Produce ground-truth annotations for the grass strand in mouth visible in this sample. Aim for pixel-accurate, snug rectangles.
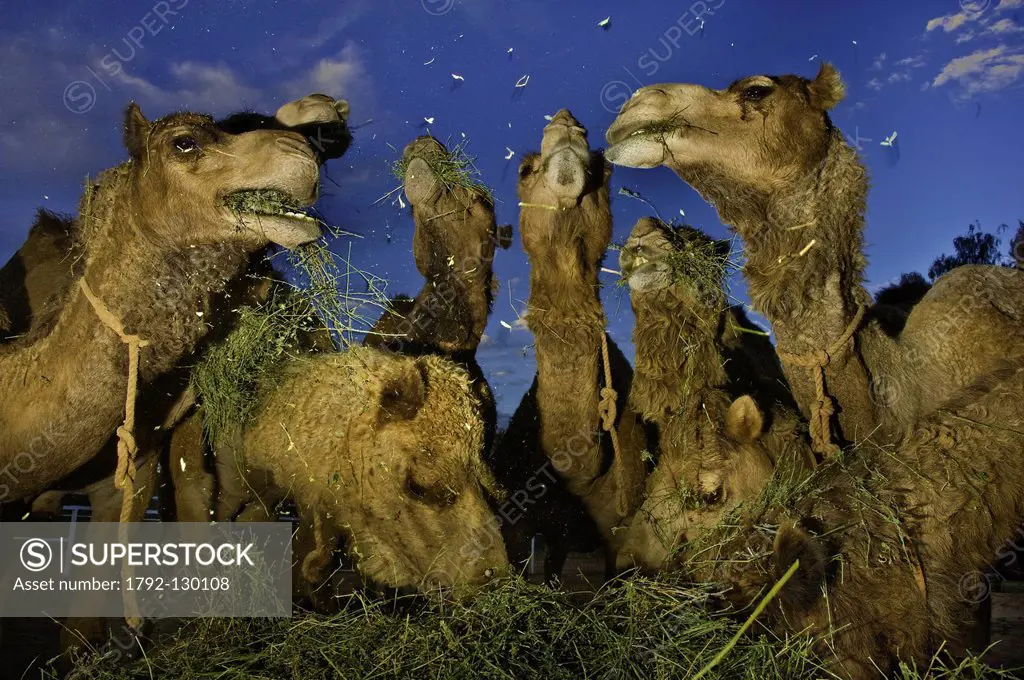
[224,189,311,218]
[392,138,494,204]
[617,229,733,301]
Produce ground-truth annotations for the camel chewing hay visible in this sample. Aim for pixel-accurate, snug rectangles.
[391,137,493,203]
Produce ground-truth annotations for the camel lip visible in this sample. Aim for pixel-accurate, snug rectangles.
[222,189,321,248]
[605,117,676,147]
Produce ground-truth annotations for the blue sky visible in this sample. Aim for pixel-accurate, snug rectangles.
[1,0,1022,422]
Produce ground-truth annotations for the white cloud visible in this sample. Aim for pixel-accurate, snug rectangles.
[870,52,887,70]
[985,18,1024,34]
[887,71,911,83]
[867,78,883,91]
[926,0,1021,39]
[307,43,366,95]
[281,42,371,113]
[926,12,971,33]
[111,62,264,116]
[930,44,1024,97]
[896,55,927,68]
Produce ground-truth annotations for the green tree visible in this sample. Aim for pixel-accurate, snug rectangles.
[1010,220,1024,268]
[928,221,1011,281]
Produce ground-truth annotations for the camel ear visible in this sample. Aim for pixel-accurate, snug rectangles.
[808,63,845,111]
[377,360,428,424]
[773,523,827,612]
[496,224,514,250]
[123,102,151,160]
[724,395,764,443]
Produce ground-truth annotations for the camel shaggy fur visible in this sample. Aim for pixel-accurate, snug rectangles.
[615,217,809,571]
[239,346,508,590]
[0,102,332,502]
[493,110,648,579]
[683,356,1024,678]
[605,64,1024,452]
[366,135,512,455]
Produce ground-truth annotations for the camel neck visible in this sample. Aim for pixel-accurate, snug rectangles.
[524,215,611,488]
[406,269,492,355]
[631,291,729,423]
[0,196,250,500]
[725,131,892,444]
[734,131,871,354]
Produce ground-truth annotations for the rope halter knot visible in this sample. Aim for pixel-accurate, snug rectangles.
[78,277,150,631]
[776,304,867,461]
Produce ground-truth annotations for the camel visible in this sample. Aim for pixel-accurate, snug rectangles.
[492,110,649,580]
[0,93,352,515]
[193,135,511,600]
[0,100,341,503]
[0,95,352,654]
[604,64,1024,454]
[0,94,351,349]
[615,217,810,571]
[365,135,512,455]
[681,355,1024,679]
[238,346,508,590]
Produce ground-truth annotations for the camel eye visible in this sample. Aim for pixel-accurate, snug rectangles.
[173,136,200,153]
[518,163,533,179]
[742,85,773,102]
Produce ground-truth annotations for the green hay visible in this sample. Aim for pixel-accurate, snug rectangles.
[190,288,320,447]
[391,137,494,204]
[57,576,823,679]
[192,237,394,446]
[618,227,732,304]
[54,575,1014,680]
[223,189,309,217]
[284,238,394,346]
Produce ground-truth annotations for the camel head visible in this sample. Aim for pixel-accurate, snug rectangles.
[620,217,730,308]
[401,136,510,281]
[122,103,323,250]
[616,395,776,572]
[334,350,509,591]
[605,64,845,215]
[518,109,612,272]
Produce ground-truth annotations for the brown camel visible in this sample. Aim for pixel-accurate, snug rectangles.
[1,96,352,657]
[493,110,649,580]
[605,64,1024,454]
[682,355,1024,679]
[615,217,810,570]
[0,93,351,516]
[365,135,512,456]
[240,346,508,590]
[0,101,333,502]
[209,135,511,589]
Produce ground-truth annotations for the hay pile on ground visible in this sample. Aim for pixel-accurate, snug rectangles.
[55,575,1013,679]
